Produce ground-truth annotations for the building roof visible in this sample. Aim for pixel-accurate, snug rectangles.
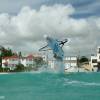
[3,55,19,60]
[26,54,33,59]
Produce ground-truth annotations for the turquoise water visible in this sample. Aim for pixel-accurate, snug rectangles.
[0,72,100,100]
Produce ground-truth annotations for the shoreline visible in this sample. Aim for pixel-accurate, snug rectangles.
[0,72,9,74]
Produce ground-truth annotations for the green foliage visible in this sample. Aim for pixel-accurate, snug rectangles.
[34,57,44,68]
[79,56,89,63]
[0,47,17,68]
[0,47,16,57]
[14,64,25,72]
[18,51,22,58]
[0,57,2,68]
[0,67,3,72]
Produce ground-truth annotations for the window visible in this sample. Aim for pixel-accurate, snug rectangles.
[26,64,28,66]
[94,65,97,67]
[98,48,100,53]
[10,58,16,61]
[92,59,97,63]
[29,59,32,61]
[29,64,33,67]
[26,59,32,61]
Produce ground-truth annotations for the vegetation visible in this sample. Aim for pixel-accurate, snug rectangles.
[14,64,25,72]
[77,56,89,68]
[34,57,44,68]
[0,46,91,73]
[0,67,3,72]
[0,47,17,69]
[0,46,18,72]
[79,56,89,64]
[0,46,45,72]
[0,67,10,72]
[0,48,16,57]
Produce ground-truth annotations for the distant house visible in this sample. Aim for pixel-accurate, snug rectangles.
[64,56,77,69]
[2,54,44,70]
[64,56,78,72]
[48,56,78,72]
[2,55,19,70]
[2,54,35,69]
[90,46,100,71]
[90,56,97,67]
[25,54,35,67]
[32,53,47,62]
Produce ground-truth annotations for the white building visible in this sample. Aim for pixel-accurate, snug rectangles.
[97,46,100,62]
[64,56,78,72]
[2,54,40,70]
[48,56,78,72]
[90,46,100,71]
[90,55,97,68]
[2,56,19,70]
[64,56,77,69]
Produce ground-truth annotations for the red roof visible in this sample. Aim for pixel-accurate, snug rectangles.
[26,54,33,59]
[3,55,19,60]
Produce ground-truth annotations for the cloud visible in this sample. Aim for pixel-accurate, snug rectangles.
[0,0,100,18]
[0,4,100,56]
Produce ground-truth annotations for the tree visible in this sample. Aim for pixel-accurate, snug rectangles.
[0,47,15,57]
[7,48,13,56]
[18,51,22,58]
[14,64,25,72]
[0,46,17,69]
[0,54,2,68]
[79,56,89,64]
[34,57,44,68]
[18,51,22,64]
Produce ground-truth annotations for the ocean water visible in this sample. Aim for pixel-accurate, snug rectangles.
[0,72,100,100]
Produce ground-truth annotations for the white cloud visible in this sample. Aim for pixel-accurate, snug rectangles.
[0,4,100,56]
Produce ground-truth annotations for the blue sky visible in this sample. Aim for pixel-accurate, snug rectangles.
[0,0,100,56]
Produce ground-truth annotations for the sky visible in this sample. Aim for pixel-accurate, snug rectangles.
[0,0,100,56]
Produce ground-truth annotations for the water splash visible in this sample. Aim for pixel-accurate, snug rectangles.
[53,59,65,73]
[63,79,100,86]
